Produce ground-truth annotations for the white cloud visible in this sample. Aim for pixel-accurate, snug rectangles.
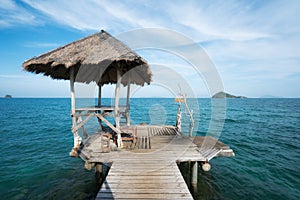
[5,0,300,97]
[0,0,39,27]
[21,0,299,42]
[22,42,61,48]
[22,0,167,31]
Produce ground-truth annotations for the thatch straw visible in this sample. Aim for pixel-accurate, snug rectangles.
[22,30,152,86]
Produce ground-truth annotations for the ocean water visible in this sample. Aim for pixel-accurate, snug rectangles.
[0,98,299,199]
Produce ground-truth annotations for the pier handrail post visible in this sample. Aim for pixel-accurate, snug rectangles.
[176,105,181,132]
[184,96,194,137]
[69,67,82,156]
[115,69,122,148]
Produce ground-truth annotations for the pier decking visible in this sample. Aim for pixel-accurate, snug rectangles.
[77,128,234,199]
[97,161,193,199]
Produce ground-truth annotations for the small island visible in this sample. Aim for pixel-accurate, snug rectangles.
[212,91,246,98]
[4,95,12,98]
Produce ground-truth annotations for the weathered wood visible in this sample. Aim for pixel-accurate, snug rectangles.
[100,133,111,153]
[176,105,182,131]
[77,131,234,200]
[126,82,131,126]
[78,116,89,139]
[115,69,121,147]
[95,114,121,134]
[98,85,102,107]
[100,188,191,194]
[75,106,126,113]
[101,183,187,189]
[69,67,81,154]
[96,193,192,199]
[191,161,198,185]
[72,114,94,133]
[97,161,193,200]
[96,163,103,173]
[70,67,76,116]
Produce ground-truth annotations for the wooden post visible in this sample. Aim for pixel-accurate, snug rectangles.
[96,163,103,173]
[176,105,181,132]
[187,161,191,188]
[115,69,122,147]
[95,163,103,180]
[69,67,82,157]
[126,82,131,126]
[70,67,76,116]
[189,123,193,137]
[97,84,102,129]
[191,161,198,186]
[182,97,194,137]
[98,84,102,107]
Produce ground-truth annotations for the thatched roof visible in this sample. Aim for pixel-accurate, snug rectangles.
[22,30,152,86]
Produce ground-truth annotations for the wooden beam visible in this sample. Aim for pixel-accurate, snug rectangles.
[96,113,121,134]
[126,82,131,126]
[72,114,95,133]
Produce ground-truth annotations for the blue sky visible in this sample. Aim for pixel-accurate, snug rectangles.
[0,0,299,98]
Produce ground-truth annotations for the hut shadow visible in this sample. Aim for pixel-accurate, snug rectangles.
[94,164,114,199]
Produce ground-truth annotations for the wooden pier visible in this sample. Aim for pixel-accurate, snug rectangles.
[78,130,234,199]
[97,160,193,199]
[23,30,235,200]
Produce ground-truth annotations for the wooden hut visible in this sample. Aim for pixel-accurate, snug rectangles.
[23,30,152,155]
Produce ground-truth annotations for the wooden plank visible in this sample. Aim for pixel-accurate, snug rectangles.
[101,188,189,194]
[75,106,126,112]
[101,183,187,189]
[96,193,192,199]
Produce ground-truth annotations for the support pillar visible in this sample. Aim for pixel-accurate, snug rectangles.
[114,69,122,148]
[98,84,102,107]
[95,163,103,180]
[69,67,82,157]
[191,161,198,186]
[97,84,103,129]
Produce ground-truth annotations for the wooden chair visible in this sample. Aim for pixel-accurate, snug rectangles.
[100,133,111,153]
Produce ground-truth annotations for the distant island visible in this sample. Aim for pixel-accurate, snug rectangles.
[212,91,246,98]
[4,95,12,98]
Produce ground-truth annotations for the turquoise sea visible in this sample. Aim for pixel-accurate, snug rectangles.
[0,98,299,199]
